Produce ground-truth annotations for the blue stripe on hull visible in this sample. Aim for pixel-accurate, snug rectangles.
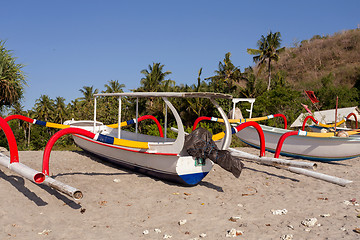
[179,172,210,185]
[239,139,356,162]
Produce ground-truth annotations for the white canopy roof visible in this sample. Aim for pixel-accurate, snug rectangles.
[95,92,232,99]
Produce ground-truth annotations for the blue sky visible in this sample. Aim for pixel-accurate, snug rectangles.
[1,0,359,110]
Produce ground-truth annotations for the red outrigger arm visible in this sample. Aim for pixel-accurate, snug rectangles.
[274,131,299,158]
[137,115,164,137]
[0,117,19,163]
[0,116,82,199]
[234,122,266,157]
[192,117,266,157]
[0,117,45,184]
[42,128,96,175]
[302,113,358,131]
[4,114,34,125]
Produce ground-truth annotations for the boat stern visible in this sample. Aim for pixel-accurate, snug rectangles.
[176,156,214,185]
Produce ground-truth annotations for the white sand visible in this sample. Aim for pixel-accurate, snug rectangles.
[0,148,359,239]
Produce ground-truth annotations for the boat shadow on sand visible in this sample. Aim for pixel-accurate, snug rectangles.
[243,166,300,182]
[0,169,81,209]
[59,150,226,192]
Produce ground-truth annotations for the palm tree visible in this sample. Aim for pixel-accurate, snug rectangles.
[0,40,26,109]
[9,102,27,146]
[68,99,80,120]
[140,63,172,93]
[196,68,203,92]
[103,80,125,93]
[34,95,54,121]
[79,85,98,102]
[54,96,67,123]
[160,79,176,92]
[186,68,207,117]
[25,110,35,148]
[79,86,98,119]
[247,31,285,91]
[139,63,172,110]
[206,52,243,93]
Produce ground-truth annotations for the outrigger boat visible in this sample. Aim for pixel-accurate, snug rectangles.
[235,124,360,161]
[192,96,360,161]
[194,114,360,161]
[64,92,234,185]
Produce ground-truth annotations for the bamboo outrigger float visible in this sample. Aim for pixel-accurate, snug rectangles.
[0,116,83,200]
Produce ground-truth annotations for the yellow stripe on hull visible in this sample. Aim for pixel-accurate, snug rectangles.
[46,122,70,129]
[113,138,149,149]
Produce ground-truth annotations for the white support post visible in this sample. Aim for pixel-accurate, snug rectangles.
[118,97,122,139]
[93,96,97,133]
[248,100,255,118]
[232,101,236,119]
[232,98,256,119]
[210,98,232,150]
[135,97,139,135]
[164,104,168,140]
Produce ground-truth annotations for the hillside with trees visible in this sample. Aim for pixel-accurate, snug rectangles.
[275,28,360,89]
[0,28,359,150]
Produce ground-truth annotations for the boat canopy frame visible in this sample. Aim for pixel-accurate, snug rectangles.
[93,92,233,152]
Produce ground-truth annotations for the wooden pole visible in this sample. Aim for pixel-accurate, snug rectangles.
[335,96,338,132]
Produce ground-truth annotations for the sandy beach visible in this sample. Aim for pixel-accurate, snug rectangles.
[0,148,359,239]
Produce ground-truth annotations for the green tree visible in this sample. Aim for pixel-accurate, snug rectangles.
[206,52,242,94]
[67,99,81,120]
[247,31,285,91]
[316,73,359,109]
[240,67,266,98]
[103,80,125,93]
[79,85,99,102]
[0,40,26,109]
[99,80,126,124]
[7,102,28,149]
[34,95,54,121]
[138,63,172,117]
[54,96,67,123]
[254,86,303,127]
[185,68,210,118]
[79,85,98,119]
[139,63,172,93]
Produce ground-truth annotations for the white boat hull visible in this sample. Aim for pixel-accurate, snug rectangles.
[64,92,234,185]
[236,124,360,161]
[72,134,213,185]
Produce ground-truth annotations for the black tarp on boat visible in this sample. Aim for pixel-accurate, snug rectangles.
[183,127,244,178]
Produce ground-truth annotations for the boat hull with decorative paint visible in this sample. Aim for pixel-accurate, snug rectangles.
[65,92,233,185]
[236,124,360,161]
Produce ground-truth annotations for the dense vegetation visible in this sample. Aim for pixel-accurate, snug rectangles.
[1,29,360,150]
